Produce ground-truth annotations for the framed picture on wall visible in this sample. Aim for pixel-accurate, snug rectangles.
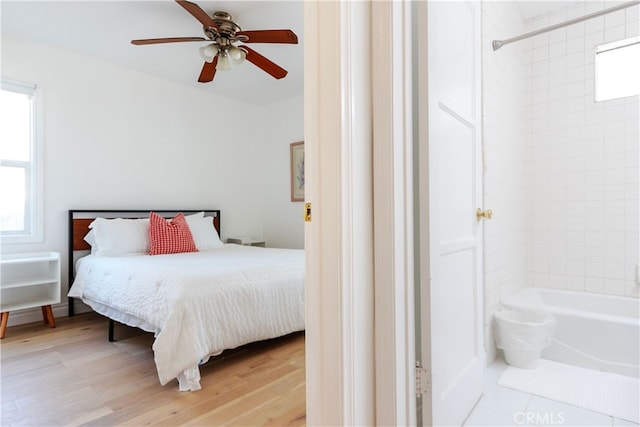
[290,141,305,202]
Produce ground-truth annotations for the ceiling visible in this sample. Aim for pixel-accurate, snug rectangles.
[1,1,574,106]
[1,1,304,106]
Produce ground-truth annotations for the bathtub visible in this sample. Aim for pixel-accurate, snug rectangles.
[502,287,640,378]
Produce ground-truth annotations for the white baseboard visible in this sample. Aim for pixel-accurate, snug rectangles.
[5,301,92,327]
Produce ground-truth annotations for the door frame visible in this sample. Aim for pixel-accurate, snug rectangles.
[372,1,417,426]
[304,1,418,425]
[304,1,376,425]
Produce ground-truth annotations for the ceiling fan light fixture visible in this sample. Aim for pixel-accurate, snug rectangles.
[199,43,218,62]
[216,53,231,71]
[229,46,247,65]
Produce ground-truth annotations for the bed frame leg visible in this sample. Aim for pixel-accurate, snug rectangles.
[108,319,115,342]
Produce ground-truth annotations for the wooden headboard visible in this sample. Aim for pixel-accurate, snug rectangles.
[68,209,221,316]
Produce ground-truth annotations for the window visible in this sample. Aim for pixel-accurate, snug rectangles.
[595,36,640,102]
[0,80,43,243]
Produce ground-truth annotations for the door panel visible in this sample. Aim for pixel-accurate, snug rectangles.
[435,106,477,243]
[423,1,484,426]
[428,2,477,118]
[435,248,478,387]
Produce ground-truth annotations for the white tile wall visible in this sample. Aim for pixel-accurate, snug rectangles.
[481,1,529,363]
[524,2,640,298]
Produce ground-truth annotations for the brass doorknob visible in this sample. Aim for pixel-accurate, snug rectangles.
[476,208,493,221]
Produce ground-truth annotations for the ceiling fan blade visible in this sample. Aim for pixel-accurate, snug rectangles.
[237,30,298,44]
[131,37,206,45]
[241,46,288,79]
[198,57,218,83]
[175,0,218,30]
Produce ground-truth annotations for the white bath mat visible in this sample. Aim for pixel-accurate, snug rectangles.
[499,359,640,423]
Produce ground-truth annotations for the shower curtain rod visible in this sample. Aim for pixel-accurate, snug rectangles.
[493,0,640,51]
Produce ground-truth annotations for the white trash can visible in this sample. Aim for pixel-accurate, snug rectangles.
[494,308,556,369]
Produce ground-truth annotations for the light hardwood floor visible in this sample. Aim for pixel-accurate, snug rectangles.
[0,313,306,426]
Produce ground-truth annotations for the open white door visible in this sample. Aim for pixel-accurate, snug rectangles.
[419,1,484,425]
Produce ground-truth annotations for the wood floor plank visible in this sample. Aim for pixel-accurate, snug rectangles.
[0,348,64,376]
[66,405,115,427]
[3,357,86,402]
[187,369,306,426]
[16,386,109,427]
[231,381,307,426]
[116,374,249,427]
[1,312,306,426]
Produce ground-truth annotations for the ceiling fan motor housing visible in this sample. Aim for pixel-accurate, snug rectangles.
[205,11,247,45]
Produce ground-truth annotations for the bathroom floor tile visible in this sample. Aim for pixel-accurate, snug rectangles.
[525,396,614,426]
[466,358,638,427]
[463,405,521,427]
[475,382,533,417]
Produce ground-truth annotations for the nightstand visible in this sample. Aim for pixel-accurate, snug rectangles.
[0,251,61,338]
[227,236,266,247]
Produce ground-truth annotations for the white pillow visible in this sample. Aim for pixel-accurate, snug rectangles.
[83,229,98,254]
[88,217,150,256]
[184,211,204,221]
[185,213,223,250]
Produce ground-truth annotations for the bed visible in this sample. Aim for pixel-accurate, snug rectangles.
[67,210,305,391]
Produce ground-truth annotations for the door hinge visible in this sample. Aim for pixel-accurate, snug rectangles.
[415,361,431,398]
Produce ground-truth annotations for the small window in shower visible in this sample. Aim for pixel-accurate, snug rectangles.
[595,35,640,102]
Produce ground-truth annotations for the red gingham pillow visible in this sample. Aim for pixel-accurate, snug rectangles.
[148,212,198,255]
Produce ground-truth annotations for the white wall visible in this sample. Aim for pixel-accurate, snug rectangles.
[261,94,305,249]
[481,1,529,363]
[1,36,304,325]
[524,2,640,298]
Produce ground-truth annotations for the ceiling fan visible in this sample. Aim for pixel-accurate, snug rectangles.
[131,0,298,83]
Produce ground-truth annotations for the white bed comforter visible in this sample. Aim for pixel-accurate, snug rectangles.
[68,245,304,390]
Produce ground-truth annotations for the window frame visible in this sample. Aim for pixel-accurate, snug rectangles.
[594,35,640,102]
[1,79,44,244]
